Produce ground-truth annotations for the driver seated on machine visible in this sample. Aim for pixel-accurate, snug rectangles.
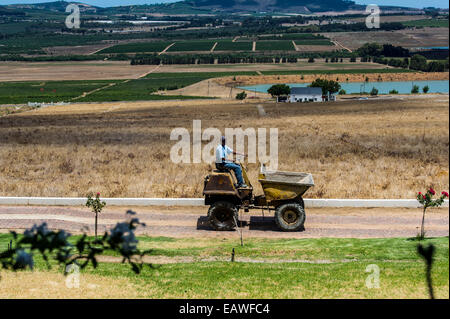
[215,136,248,188]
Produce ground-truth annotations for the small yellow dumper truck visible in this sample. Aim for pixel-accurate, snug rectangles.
[203,164,314,232]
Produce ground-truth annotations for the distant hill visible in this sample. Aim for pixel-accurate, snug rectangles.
[185,0,359,13]
[4,1,99,13]
[2,0,420,15]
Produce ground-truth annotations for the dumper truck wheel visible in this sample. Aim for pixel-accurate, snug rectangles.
[208,201,238,231]
[274,202,305,232]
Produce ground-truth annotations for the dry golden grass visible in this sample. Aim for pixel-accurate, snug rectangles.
[217,72,449,87]
[0,61,157,82]
[0,271,146,299]
[0,266,448,299]
[323,28,449,50]
[0,60,390,82]
[0,106,34,117]
[0,95,448,199]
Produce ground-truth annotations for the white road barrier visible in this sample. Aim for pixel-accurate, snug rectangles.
[0,197,448,208]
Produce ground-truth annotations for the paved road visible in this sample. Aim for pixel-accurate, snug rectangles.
[0,206,448,239]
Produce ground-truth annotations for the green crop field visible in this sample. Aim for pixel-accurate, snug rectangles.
[77,77,211,102]
[77,72,258,102]
[214,40,253,51]
[256,41,295,51]
[402,19,449,28]
[0,80,119,105]
[0,22,42,35]
[0,234,447,298]
[168,40,216,52]
[0,69,415,104]
[259,33,328,40]
[0,30,173,55]
[0,33,116,55]
[0,72,259,104]
[295,39,334,46]
[0,77,207,105]
[98,41,174,54]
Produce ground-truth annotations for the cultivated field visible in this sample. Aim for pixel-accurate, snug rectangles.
[346,15,434,23]
[96,36,335,54]
[256,40,295,51]
[0,63,411,104]
[402,19,449,28]
[0,61,396,83]
[0,61,159,82]
[0,95,448,199]
[324,28,449,50]
[150,61,387,73]
[99,41,173,54]
[294,44,338,52]
[0,73,257,104]
[214,40,253,51]
[215,71,448,87]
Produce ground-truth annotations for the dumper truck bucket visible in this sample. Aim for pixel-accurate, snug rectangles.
[258,165,314,202]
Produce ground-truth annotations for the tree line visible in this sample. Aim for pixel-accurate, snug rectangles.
[357,43,448,72]
[130,52,353,65]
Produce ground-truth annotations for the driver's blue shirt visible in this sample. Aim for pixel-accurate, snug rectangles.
[216,145,233,164]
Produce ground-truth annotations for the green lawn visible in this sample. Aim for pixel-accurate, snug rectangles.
[0,235,448,298]
[127,236,450,263]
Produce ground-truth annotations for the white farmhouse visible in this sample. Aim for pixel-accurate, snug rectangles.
[288,87,323,103]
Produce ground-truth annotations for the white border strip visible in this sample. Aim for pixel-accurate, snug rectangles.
[0,197,447,208]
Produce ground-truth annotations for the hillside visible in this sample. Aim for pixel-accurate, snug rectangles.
[1,0,425,16]
[3,1,99,13]
[186,0,358,12]
[2,0,360,14]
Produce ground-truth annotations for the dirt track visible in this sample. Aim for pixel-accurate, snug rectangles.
[0,206,448,239]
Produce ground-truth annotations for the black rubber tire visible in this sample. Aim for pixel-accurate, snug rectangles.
[274,202,306,232]
[208,201,238,231]
[297,197,305,209]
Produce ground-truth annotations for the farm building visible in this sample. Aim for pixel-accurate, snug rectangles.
[288,87,323,103]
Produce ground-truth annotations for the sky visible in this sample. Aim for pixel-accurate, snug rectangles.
[0,0,448,9]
